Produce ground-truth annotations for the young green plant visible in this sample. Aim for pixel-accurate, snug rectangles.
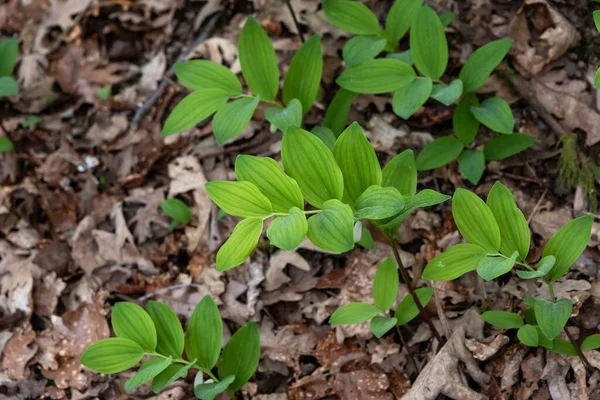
[0,38,19,153]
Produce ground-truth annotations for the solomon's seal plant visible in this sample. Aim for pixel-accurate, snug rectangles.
[81,296,260,399]
[422,182,595,365]
[0,38,19,153]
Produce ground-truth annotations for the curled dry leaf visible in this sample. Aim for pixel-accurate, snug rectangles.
[260,318,318,373]
[465,334,510,361]
[1,327,36,380]
[332,370,394,400]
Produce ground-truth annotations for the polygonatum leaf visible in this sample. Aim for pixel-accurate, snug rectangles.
[323,88,358,136]
[453,94,480,145]
[146,301,184,358]
[392,77,432,119]
[384,0,423,42]
[267,207,307,250]
[162,89,228,136]
[0,76,18,97]
[322,0,381,35]
[195,375,236,400]
[152,360,196,394]
[174,60,242,95]
[307,199,354,253]
[430,79,463,106]
[81,338,144,374]
[112,302,157,352]
[394,287,435,326]
[410,5,448,80]
[213,96,260,145]
[343,35,387,67]
[125,357,172,391]
[370,316,398,338]
[186,295,222,370]
[476,251,518,281]
[264,98,302,132]
[535,298,572,340]
[459,39,513,93]
[355,185,404,220]
[416,136,464,171]
[216,217,263,271]
[372,258,399,312]
[376,189,450,230]
[382,149,417,197]
[330,302,380,324]
[336,58,416,94]
[470,97,514,134]
[458,149,485,185]
[422,243,487,281]
[218,322,260,391]
[484,133,534,161]
[452,188,501,253]
[311,126,337,150]
[543,216,593,281]
[481,310,523,329]
[516,255,555,279]
[550,338,577,356]
[161,198,193,226]
[387,50,413,65]
[205,180,272,217]
[581,334,600,351]
[283,35,322,114]
[0,38,18,77]
[0,137,15,152]
[517,324,539,347]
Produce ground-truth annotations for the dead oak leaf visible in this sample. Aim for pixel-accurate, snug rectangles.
[1,327,36,380]
[332,370,393,400]
[260,318,318,373]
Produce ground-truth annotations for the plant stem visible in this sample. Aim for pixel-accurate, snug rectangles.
[285,0,305,42]
[564,326,593,370]
[546,281,556,302]
[385,234,446,345]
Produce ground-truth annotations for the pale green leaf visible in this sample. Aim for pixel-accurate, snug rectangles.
[392,77,432,119]
[112,302,157,352]
[543,216,593,281]
[382,149,417,197]
[174,60,242,95]
[370,316,398,338]
[470,97,514,134]
[213,96,259,145]
[484,133,534,161]
[394,287,434,325]
[0,76,19,97]
[323,88,358,136]
[355,185,404,220]
[343,35,386,67]
[416,136,464,171]
[452,188,501,253]
[516,255,555,279]
[161,198,193,225]
[385,0,423,42]
[453,94,480,145]
[162,90,228,136]
[336,58,416,94]
[458,149,485,185]
[477,251,518,281]
[264,98,302,132]
[146,301,184,358]
[216,218,263,271]
[81,338,144,374]
[185,295,222,370]
[267,207,307,250]
[430,79,463,106]
[218,322,260,391]
[0,38,18,77]
[307,199,354,253]
[422,243,487,281]
[459,39,513,93]
[195,375,235,400]
[322,0,381,35]
[410,5,448,80]
[581,334,600,351]
[481,310,523,329]
[330,302,380,324]
[535,298,572,340]
[125,357,172,391]
[205,180,272,217]
[283,35,322,114]
[372,258,399,311]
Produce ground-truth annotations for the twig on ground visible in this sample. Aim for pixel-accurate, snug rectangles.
[527,187,548,224]
[564,326,593,371]
[285,0,305,43]
[137,283,204,302]
[395,325,420,374]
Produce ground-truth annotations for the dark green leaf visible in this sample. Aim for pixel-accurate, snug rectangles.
[205,180,272,217]
[0,76,19,97]
[96,86,111,100]
[146,301,184,358]
[543,216,593,281]
[372,258,399,311]
[459,39,513,93]
[218,322,260,391]
[174,60,242,95]
[0,137,14,152]
[216,217,263,271]
[430,79,463,106]
[264,98,302,132]
[394,287,434,326]
[535,298,572,340]
[595,10,600,32]
[307,199,354,253]
[387,50,413,65]
[152,360,196,393]
[453,94,480,145]
[370,316,398,338]
[385,0,423,42]
[267,207,307,250]
[382,149,417,197]
[459,149,485,185]
[322,0,381,35]
[517,325,539,347]
[422,243,487,281]
[516,255,555,279]
[355,185,404,220]
[323,88,358,136]
[550,338,577,356]
[336,58,416,94]
[410,6,448,80]
[358,226,374,249]
[81,338,144,374]
[195,375,235,400]
[343,35,387,67]
[162,90,228,136]
[376,189,450,230]
[581,334,600,351]
[311,126,337,150]
[112,302,157,352]
[452,188,501,253]
[481,310,523,329]
[476,251,518,281]
[484,133,534,161]
[416,136,464,171]
[213,96,259,145]
[392,77,432,119]
[125,357,172,391]
[595,67,600,89]
[470,97,514,134]
[0,38,18,77]
[283,35,322,114]
[439,11,455,27]
[186,296,222,370]
[161,199,193,226]
[330,302,380,324]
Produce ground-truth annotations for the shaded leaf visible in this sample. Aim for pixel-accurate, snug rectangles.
[307,199,354,253]
[470,97,514,134]
[355,185,404,220]
[416,136,464,171]
[392,77,433,119]
[370,316,398,338]
[459,39,513,93]
[323,88,358,136]
[481,311,523,329]
[484,133,534,161]
[152,360,196,393]
[385,0,423,42]
[517,325,539,347]
[477,251,518,281]
[264,98,302,132]
[218,322,260,391]
[458,149,485,185]
[535,298,572,340]
[453,94,480,145]
[125,357,172,391]
[146,302,184,358]
[382,149,417,197]
[323,0,381,35]
[343,35,387,67]
[543,216,593,281]
[430,79,463,106]
[195,375,236,400]
[186,295,222,370]
[161,198,193,226]
[112,302,157,352]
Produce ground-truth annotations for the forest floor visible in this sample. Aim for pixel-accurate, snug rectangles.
[1,0,600,399]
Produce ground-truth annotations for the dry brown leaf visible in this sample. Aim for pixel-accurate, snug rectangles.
[260,318,318,373]
[465,334,510,361]
[1,327,36,380]
[332,370,394,400]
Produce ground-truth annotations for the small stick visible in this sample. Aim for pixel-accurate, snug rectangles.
[527,187,548,224]
[564,326,593,371]
[285,0,305,43]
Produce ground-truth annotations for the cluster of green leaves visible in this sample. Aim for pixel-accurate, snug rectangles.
[162,16,322,145]
[205,122,449,271]
[329,258,435,337]
[0,38,19,153]
[422,182,593,354]
[81,296,260,399]
[323,0,533,185]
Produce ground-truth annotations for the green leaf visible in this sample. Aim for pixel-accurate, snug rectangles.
[370,316,398,338]
[311,126,337,150]
[410,6,448,80]
[216,217,263,271]
[330,302,380,324]
[358,226,374,249]
[516,255,555,279]
[333,122,382,208]
[452,188,501,253]
[543,216,593,281]
[376,189,450,230]
[125,357,172,391]
[0,76,19,97]
[185,295,222,370]
[517,325,539,347]
[213,96,260,145]
[372,258,399,311]
[387,50,413,65]
[22,116,41,129]
[146,301,184,358]
[152,359,196,393]
[486,181,530,260]
[385,0,423,42]
[459,39,513,93]
[162,90,229,136]
[595,10,600,32]
[218,322,260,392]
[470,97,514,134]
[439,11,455,27]
[81,338,144,374]
[0,38,18,77]
[422,243,487,281]
[267,207,307,250]
[205,180,272,217]
[264,98,302,132]
[595,67,600,90]
[96,86,111,100]
[174,60,242,95]
[484,133,534,161]
[322,0,381,35]
[234,155,304,213]
[550,338,577,356]
[307,199,354,253]
[282,126,343,208]
[392,77,433,119]
[239,16,279,100]
[416,136,464,171]
[459,149,485,185]
[394,287,435,325]
[535,326,554,349]
[283,35,322,114]
[195,375,236,400]
[161,199,193,226]
[343,35,387,67]
[323,88,358,136]
[453,94,480,145]
[112,302,157,352]
[336,58,416,94]
[581,334,600,351]
[535,298,572,340]
[0,137,14,152]
[355,185,404,220]
[430,79,463,106]
[481,310,523,329]
[382,149,417,197]
[477,251,518,281]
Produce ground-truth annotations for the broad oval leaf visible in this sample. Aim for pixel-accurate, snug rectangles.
[186,295,222,370]
[517,324,539,347]
[336,58,416,94]
[355,185,404,220]
[146,301,184,358]
[476,251,518,281]
[410,5,448,80]
[216,217,263,271]
[162,90,229,136]
[112,302,157,352]
[0,76,18,97]
[195,375,236,400]
[213,96,259,145]
[416,136,464,171]
[322,0,381,35]
[307,199,354,253]
[205,180,272,217]
[452,188,501,253]
[382,149,417,197]
[484,133,534,161]
[239,16,279,100]
[458,149,485,185]
[283,35,322,114]
[343,35,387,67]
[453,94,480,145]
[267,207,308,250]
[486,181,530,260]
[581,334,600,351]
[430,79,463,106]
[372,258,399,311]
[174,60,242,95]
[264,98,302,132]
[394,287,435,326]
[234,155,304,213]
[0,38,18,77]
[152,359,196,393]
[385,0,423,43]
[282,126,344,208]
[516,255,555,279]
[330,302,380,324]
[370,316,398,338]
[376,189,450,230]
[481,310,523,329]
[161,198,193,226]
[550,338,577,356]
[323,88,358,136]
[125,357,172,391]
[422,243,487,281]
[543,216,593,281]
[333,122,382,208]
[459,39,513,93]
[535,298,572,340]
[81,338,144,374]
[470,97,514,134]
[312,126,337,150]
[218,322,260,392]
[392,77,432,119]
